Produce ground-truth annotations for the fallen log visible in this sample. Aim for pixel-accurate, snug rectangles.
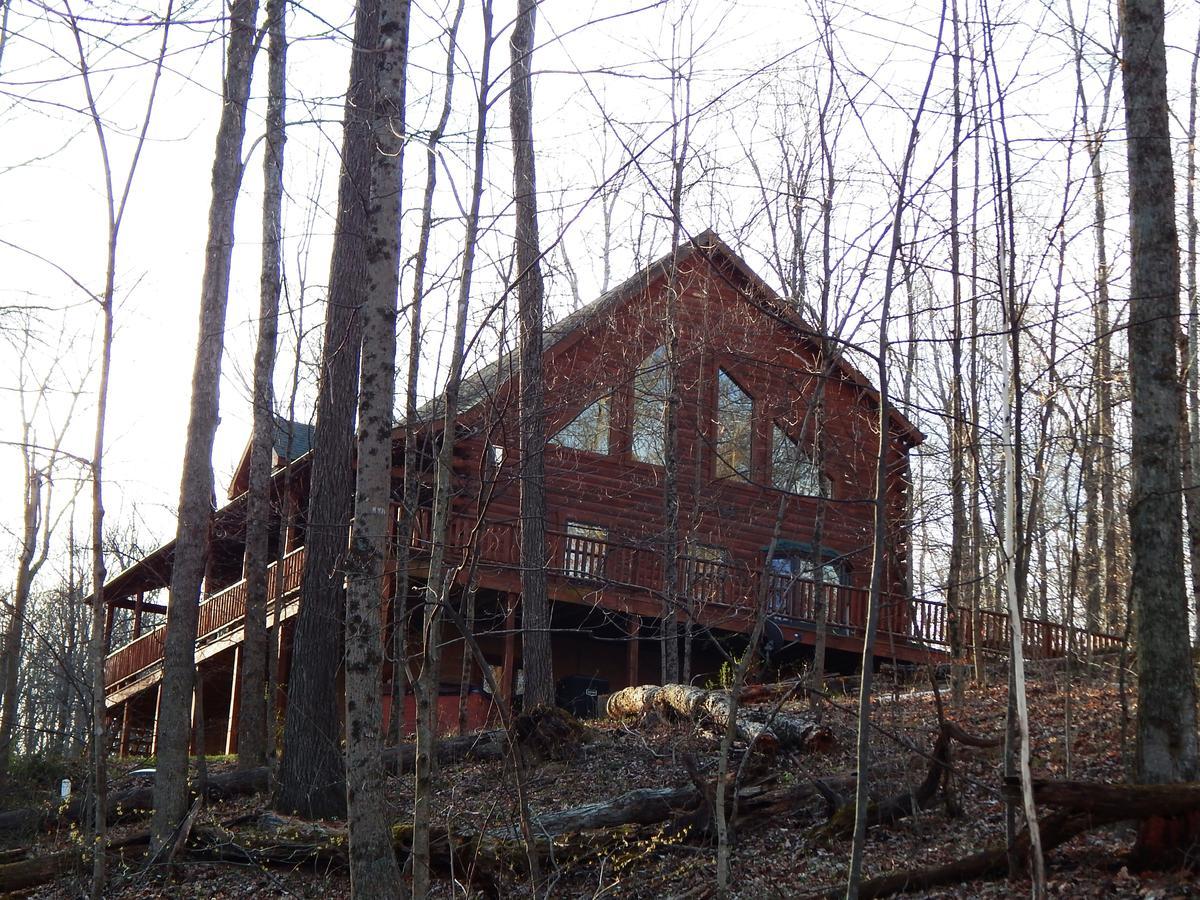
[845,810,1094,899]
[847,776,1200,896]
[1009,777,1200,819]
[606,684,833,753]
[0,732,503,843]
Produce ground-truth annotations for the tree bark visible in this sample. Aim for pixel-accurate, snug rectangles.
[509,0,553,709]
[341,0,410,892]
[412,5,494,893]
[238,0,287,771]
[152,0,259,850]
[1119,0,1199,786]
[275,0,382,820]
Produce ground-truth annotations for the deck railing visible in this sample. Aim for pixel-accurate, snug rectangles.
[106,512,1125,691]
[407,509,1125,660]
[104,546,305,689]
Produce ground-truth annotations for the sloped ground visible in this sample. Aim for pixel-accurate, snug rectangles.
[22,667,1200,898]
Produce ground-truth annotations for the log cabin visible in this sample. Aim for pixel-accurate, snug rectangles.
[96,231,1123,756]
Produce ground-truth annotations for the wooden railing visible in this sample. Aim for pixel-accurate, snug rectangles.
[104,547,305,689]
[105,512,1126,693]
[407,509,1125,660]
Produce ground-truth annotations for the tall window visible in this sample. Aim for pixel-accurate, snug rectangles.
[632,347,667,464]
[552,396,610,454]
[771,425,830,496]
[715,369,753,479]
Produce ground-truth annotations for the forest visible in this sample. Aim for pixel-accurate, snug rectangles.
[3,0,1200,896]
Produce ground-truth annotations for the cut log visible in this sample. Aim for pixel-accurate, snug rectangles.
[606,684,833,753]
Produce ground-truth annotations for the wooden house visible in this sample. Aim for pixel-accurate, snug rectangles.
[96,232,1120,755]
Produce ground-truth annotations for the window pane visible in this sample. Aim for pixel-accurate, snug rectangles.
[564,522,608,579]
[771,425,829,496]
[553,396,610,454]
[632,347,667,464]
[716,369,753,479]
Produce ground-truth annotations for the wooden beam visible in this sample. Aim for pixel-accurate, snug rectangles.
[626,614,640,688]
[500,594,517,709]
[149,684,162,756]
[224,646,241,756]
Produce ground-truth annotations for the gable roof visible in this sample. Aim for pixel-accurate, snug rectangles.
[228,416,316,499]
[417,229,924,447]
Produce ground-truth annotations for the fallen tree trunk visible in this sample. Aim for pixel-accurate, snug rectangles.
[1012,778,1200,819]
[606,684,833,753]
[0,732,503,843]
[848,776,1200,897]
[846,810,1093,899]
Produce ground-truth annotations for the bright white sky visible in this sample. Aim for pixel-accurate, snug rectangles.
[2,0,1197,593]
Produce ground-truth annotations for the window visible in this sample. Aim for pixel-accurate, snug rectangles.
[771,425,831,496]
[684,542,731,605]
[715,369,753,479]
[563,522,608,580]
[552,396,610,454]
[632,347,667,464]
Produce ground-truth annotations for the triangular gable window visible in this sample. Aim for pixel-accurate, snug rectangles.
[552,396,610,454]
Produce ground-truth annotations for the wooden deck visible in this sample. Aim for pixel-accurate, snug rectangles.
[104,514,1124,700]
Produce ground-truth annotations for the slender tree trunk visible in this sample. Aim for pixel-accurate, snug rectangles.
[1183,25,1200,645]
[238,0,287,771]
[388,0,465,747]
[846,9,943,895]
[412,6,493,894]
[152,0,259,849]
[1119,0,1199,787]
[275,0,382,820]
[509,0,553,708]
[0,461,42,778]
[339,0,410,893]
[946,0,967,706]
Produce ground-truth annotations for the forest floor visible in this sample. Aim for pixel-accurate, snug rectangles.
[16,666,1200,898]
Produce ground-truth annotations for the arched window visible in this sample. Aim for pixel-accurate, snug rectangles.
[771,425,830,496]
[552,396,610,454]
[632,347,667,464]
[715,369,753,479]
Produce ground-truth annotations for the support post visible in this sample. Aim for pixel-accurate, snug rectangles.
[500,594,517,708]
[118,701,131,758]
[103,604,114,652]
[627,613,640,688]
[150,682,163,756]
[132,592,144,639]
[225,646,242,755]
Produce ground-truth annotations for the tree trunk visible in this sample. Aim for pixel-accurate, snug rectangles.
[275,0,382,820]
[509,0,553,709]
[388,0,465,747]
[1119,0,1200,790]
[152,0,259,849]
[238,0,287,771]
[341,0,409,891]
[846,10,942,895]
[412,5,494,893]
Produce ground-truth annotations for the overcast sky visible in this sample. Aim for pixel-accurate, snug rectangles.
[3,0,1197,586]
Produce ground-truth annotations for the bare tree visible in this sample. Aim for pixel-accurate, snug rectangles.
[238,0,287,772]
[341,0,409,890]
[412,3,495,893]
[151,0,259,849]
[1119,0,1199,827]
[510,0,553,708]
[274,0,382,820]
